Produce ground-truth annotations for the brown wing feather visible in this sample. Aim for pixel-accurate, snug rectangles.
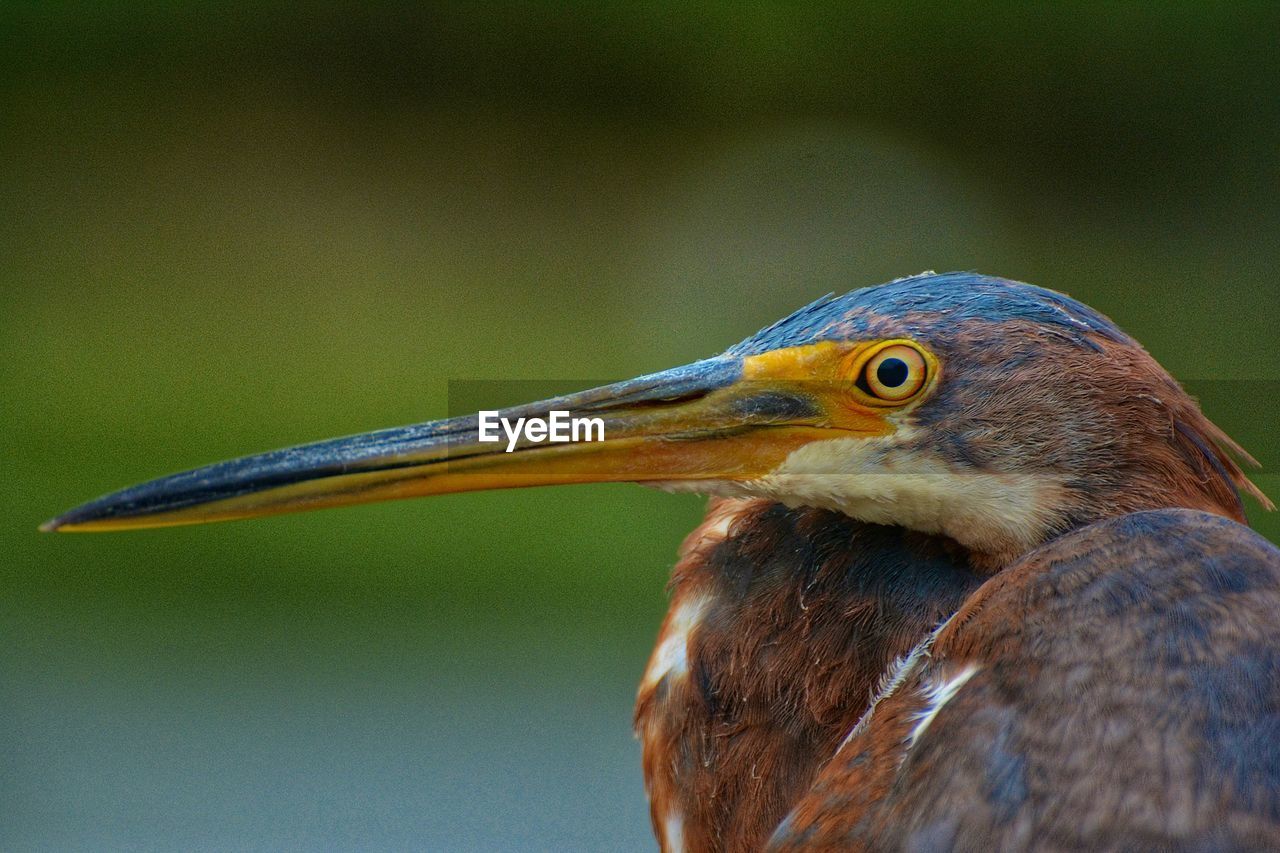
[772,509,1280,850]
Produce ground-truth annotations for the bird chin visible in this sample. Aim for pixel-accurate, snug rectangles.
[674,436,1073,569]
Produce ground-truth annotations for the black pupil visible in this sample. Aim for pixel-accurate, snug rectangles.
[876,357,910,389]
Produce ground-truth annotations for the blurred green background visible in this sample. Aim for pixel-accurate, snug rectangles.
[4,4,1278,850]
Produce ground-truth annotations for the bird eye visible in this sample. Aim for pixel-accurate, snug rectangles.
[857,343,929,404]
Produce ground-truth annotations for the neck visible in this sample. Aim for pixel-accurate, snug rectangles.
[636,499,985,852]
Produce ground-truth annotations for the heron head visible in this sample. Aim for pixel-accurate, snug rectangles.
[709,272,1270,564]
[44,272,1268,567]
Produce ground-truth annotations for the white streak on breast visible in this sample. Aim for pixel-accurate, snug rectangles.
[839,611,957,751]
[701,512,735,541]
[907,663,981,749]
[643,595,710,690]
[682,498,758,552]
[663,811,685,853]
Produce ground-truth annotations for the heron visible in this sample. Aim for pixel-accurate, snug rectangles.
[44,272,1280,850]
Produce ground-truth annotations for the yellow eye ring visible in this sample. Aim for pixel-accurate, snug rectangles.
[855,342,931,405]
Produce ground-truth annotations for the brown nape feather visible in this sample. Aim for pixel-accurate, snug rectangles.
[635,498,985,852]
[1098,333,1272,518]
[912,328,1271,567]
[1127,330,1273,518]
[1170,395,1273,513]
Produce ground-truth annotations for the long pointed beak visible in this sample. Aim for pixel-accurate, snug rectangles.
[42,354,888,533]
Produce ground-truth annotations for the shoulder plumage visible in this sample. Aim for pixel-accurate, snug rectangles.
[772,509,1280,850]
